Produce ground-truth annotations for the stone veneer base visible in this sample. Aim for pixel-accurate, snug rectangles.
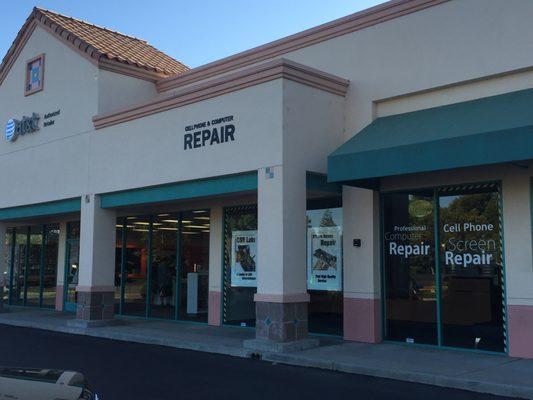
[75,291,115,322]
[244,338,319,353]
[255,301,309,342]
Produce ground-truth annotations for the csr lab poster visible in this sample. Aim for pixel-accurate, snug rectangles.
[307,226,342,291]
[231,230,257,287]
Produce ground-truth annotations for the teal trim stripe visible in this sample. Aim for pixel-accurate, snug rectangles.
[306,172,341,194]
[328,88,533,185]
[100,172,258,209]
[0,198,81,221]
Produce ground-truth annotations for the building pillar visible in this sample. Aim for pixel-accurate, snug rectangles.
[55,221,67,311]
[0,223,7,312]
[69,195,117,327]
[503,175,533,358]
[342,186,382,343]
[245,166,317,352]
[208,206,223,326]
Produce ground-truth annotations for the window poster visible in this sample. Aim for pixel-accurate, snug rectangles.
[231,230,257,287]
[307,209,342,291]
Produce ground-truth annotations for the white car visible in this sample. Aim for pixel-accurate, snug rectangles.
[0,367,98,400]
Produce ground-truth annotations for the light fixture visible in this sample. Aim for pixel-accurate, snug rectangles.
[158,213,170,217]
[193,210,207,214]
[162,219,179,223]
[159,227,178,231]
[133,221,150,225]
[186,225,209,229]
[181,231,200,235]
[194,217,210,221]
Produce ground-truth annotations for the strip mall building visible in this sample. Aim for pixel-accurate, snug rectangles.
[1,0,533,357]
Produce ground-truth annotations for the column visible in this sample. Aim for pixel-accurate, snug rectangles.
[342,186,382,343]
[245,165,317,352]
[0,222,7,312]
[208,206,223,326]
[503,175,533,358]
[69,195,117,327]
[55,222,67,311]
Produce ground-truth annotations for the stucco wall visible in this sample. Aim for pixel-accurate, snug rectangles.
[0,25,98,208]
[97,70,158,114]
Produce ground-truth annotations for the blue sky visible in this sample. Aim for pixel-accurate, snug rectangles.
[2,0,384,68]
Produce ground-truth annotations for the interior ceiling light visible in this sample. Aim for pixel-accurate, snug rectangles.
[162,219,179,223]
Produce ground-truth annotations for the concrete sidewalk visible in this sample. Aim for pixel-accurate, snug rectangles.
[0,308,531,399]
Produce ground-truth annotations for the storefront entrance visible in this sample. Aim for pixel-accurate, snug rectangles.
[382,182,506,353]
[5,224,59,308]
[115,210,210,322]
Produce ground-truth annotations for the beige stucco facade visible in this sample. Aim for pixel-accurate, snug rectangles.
[1,0,532,356]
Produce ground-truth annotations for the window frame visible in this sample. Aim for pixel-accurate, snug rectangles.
[24,54,45,96]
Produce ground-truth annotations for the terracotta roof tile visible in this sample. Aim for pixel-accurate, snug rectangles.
[0,7,188,84]
[36,8,188,75]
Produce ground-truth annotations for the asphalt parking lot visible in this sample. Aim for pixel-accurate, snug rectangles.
[0,324,520,400]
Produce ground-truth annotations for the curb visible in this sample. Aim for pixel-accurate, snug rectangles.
[1,318,531,399]
[0,318,252,359]
[262,352,533,400]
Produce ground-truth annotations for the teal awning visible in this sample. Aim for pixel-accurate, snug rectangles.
[328,88,533,188]
[100,172,258,208]
[0,198,81,221]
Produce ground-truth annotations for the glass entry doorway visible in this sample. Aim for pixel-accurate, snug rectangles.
[5,224,59,308]
[63,222,80,312]
[382,183,506,353]
[115,210,210,322]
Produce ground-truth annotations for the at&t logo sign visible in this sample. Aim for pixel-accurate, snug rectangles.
[4,113,40,142]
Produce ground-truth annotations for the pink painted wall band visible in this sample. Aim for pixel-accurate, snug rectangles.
[208,291,222,326]
[55,285,64,311]
[508,305,533,358]
[344,297,381,343]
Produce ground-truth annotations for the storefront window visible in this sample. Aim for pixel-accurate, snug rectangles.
[5,224,60,308]
[223,205,257,327]
[4,229,13,303]
[42,225,59,308]
[150,214,178,320]
[438,185,505,352]
[122,216,150,317]
[382,183,506,352]
[12,228,28,306]
[115,220,124,313]
[306,203,343,336]
[178,210,210,322]
[26,226,43,306]
[116,210,210,321]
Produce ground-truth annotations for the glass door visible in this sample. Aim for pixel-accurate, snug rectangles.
[26,226,43,307]
[178,210,210,322]
[382,191,438,345]
[382,183,506,352]
[64,222,80,312]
